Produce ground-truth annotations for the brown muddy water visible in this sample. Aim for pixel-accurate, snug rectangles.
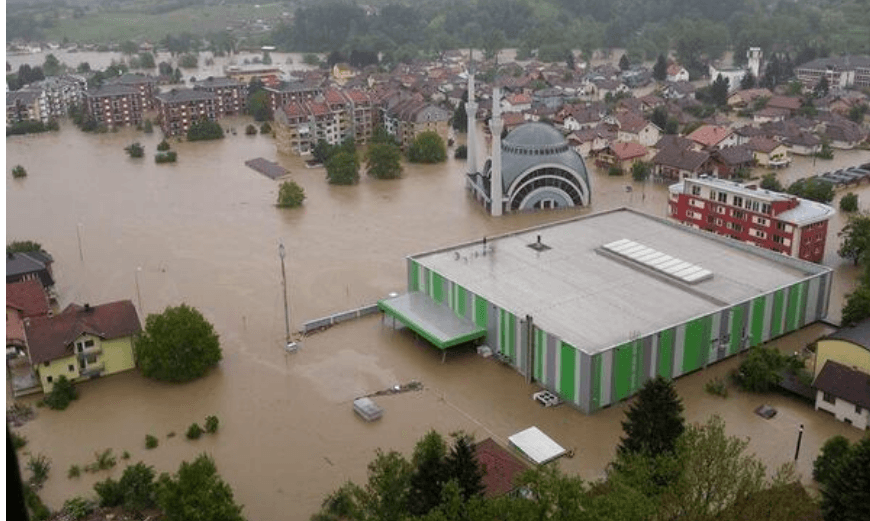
[6,122,869,520]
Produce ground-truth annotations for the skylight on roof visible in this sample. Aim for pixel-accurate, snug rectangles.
[602,239,713,284]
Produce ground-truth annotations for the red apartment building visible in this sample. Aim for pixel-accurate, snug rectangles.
[668,177,835,263]
[154,89,218,136]
[85,84,143,129]
[193,77,247,116]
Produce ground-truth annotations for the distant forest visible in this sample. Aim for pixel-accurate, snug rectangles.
[7,0,870,72]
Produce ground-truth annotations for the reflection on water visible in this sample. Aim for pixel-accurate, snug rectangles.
[6,123,869,519]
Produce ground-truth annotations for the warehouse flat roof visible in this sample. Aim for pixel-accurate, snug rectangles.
[411,208,829,355]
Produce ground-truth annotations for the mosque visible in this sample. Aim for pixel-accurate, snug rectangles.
[464,70,591,215]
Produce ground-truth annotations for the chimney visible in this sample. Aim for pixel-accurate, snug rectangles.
[83,303,92,313]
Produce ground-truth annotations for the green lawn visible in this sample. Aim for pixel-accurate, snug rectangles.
[44,3,288,44]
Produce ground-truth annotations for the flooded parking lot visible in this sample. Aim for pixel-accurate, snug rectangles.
[6,122,869,519]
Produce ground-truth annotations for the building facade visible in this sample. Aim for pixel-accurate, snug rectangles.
[265,80,323,116]
[795,56,870,89]
[668,177,835,263]
[105,74,158,111]
[154,88,219,136]
[193,77,248,116]
[273,89,376,156]
[85,84,143,129]
[380,209,832,414]
[382,98,450,149]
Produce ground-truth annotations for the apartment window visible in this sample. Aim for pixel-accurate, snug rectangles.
[750,200,760,212]
[68,364,74,372]
[717,206,726,214]
[691,185,701,196]
[773,235,785,245]
[709,190,717,200]
[47,376,53,383]
[733,210,745,220]
[762,203,772,214]
[823,392,836,404]
[733,196,743,207]
[44,361,50,367]
[718,192,727,203]
[857,405,863,414]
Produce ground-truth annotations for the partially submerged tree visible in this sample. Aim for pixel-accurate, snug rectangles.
[366,142,403,179]
[136,304,222,382]
[408,131,447,164]
[838,213,870,266]
[325,151,360,185]
[277,180,305,208]
[617,376,685,457]
[157,454,244,521]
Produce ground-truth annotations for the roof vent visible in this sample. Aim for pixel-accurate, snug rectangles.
[83,303,93,313]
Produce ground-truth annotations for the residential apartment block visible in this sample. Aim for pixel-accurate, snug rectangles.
[193,77,248,116]
[382,98,450,149]
[273,89,375,156]
[668,177,835,263]
[795,56,870,90]
[6,75,87,126]
[105,73,158,111]
[265,80,323,117]
[154,88,219,136]
[85,84,143,129]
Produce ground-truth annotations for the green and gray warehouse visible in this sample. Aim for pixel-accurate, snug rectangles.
[379,208,832,414]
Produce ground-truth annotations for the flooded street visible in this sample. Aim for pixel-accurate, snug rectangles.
[6,122,869,519]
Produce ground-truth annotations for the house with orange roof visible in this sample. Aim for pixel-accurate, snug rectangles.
[596,141,649,171]
[687,124,738,150]
[502,93,532,113]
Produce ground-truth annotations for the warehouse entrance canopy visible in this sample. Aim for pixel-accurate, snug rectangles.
[378,292,486,350]
[508,426,567,465]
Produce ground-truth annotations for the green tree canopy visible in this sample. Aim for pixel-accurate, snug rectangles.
[365,142,403,180]
[734,345,788,392]
[157,454,244,521]
[277,180,305,208]
[787,177,835,203]
[247,90,272,122]
[653,54,667,81]
[6,240,44,254]
[187,119,224,141]
[118,462,157,513]
[136,304,222,382]
[813,435,853,488]
[325,151,360,185]
[838,213,870,266]
[408,131,447,164]
[445,433,485,502]
[408,430,449,516]
[617,376,685,457]
[840,192,859,213]
[452,102,468,133]
[760,173,784,192]
[821,437,870,521]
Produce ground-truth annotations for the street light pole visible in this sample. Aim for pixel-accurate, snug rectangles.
[794,424,805,461]
[279,243,296,352]
[135,267,142,313]
[76,223,84,262]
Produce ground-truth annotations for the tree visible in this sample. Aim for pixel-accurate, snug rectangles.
[840,193,859,213]
[842,284,870,326]
[7,240,43,254]
[787,177,834,203]
[454,145,467,159]
[838,214,870,266]
[653,54,667,81]
[740,72,756,90]
[619,53,631,71]
[358,450,413,521]
[43,375,79,410]
[452,102,468,133]
[408,131,447,163]
[156,454,244,521]
[120,41,139,55]
[179,53,198,69]
[43,54,62,76]
[366,143,403,179]
[631,161,650,182]
[325,151,360,185]
[157,139,171,151]
[445,433,485,502]
[12,165,28,178]
[277,181,305,208]
[187,119,224,141]
[734,345,787,392]
[760,173,783,191]
[710,74,730,107]
[138,52,156,69]
[135,304,222,382]
[821,437,870,521]
[119,462,157,513]
[408,430,449,516]
[125,142,145,158]
[814,75,830,98]
[482,29,506,62]
[247,90,272,122]
[814,436,852,488]
[617,376,685,457]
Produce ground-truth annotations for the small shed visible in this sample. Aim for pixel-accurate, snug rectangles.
[507,426,566,465]
[353,397,383,422]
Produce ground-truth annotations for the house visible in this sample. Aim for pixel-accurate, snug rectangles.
[6,280,51,351]
[652,145,712,181]
[568,126,613,158]
[475,438,529,498]
[747,136,791,168]
[753,107,790,124]
[820,120,866,149]
[814,319,870,379]
[615,112,661,147]
[711,145,754,178]
[596,141,648,171]
[661,81,695,100]
[766,96,802,114]
[687,125,738,150]
[502,93,532,113]
[6,90,43,126]
[813,361,870,430]
[727,88,773,109]
[24,301,141,393]
[7,251,54,288]
[666,64,689,82]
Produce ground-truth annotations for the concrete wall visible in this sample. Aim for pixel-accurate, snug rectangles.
[409,256,831,414]
[815,391,869,430]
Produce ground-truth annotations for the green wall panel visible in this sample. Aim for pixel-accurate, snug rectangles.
[770,289,784,338]
[729,305,744,355]
[409,261,419,292]
[474,295,488,328]
[535,330,544,382]
[751,296,766,345]
[559,342,576,403]
[658,329,674,379]
[591,355,601,410]
[614,342,633,401]
[682,317,708,373]
[432,272,445,303]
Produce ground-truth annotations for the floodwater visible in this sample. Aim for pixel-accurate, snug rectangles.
[6,118,870,519]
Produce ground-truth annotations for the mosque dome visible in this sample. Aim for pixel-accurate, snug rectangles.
[483,122,590,211]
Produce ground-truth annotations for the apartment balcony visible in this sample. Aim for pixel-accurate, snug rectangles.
[77,346,103,359]
[80,361,105,377]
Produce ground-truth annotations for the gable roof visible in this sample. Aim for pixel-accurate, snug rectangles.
[653,146,710,171]
[715,145,753,165]
[827,318,870,350]
[813,360,870,409]
[610,141,648,161]
[687,125,732,147]
[24,300,141,365]
[475,438,529,498]
[746,136,784,154]
[6,280,50,317]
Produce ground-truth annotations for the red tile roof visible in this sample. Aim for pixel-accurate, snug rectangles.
[476,438,529,498]
[324,88,348,106]
[610,141,648,161]
[687,125,732,147]
[24,300,141,365]
[6,280,50,318]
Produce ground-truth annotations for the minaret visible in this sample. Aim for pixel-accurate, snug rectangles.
[490,86,503,216]
[465,51,479,181]
[747,47,762,79]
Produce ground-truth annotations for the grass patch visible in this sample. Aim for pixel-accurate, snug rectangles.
[705,377,729,398]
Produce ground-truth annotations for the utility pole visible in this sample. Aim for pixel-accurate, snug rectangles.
[76,222,84,262]
[279,243,297,353]
[794,424,804,461]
